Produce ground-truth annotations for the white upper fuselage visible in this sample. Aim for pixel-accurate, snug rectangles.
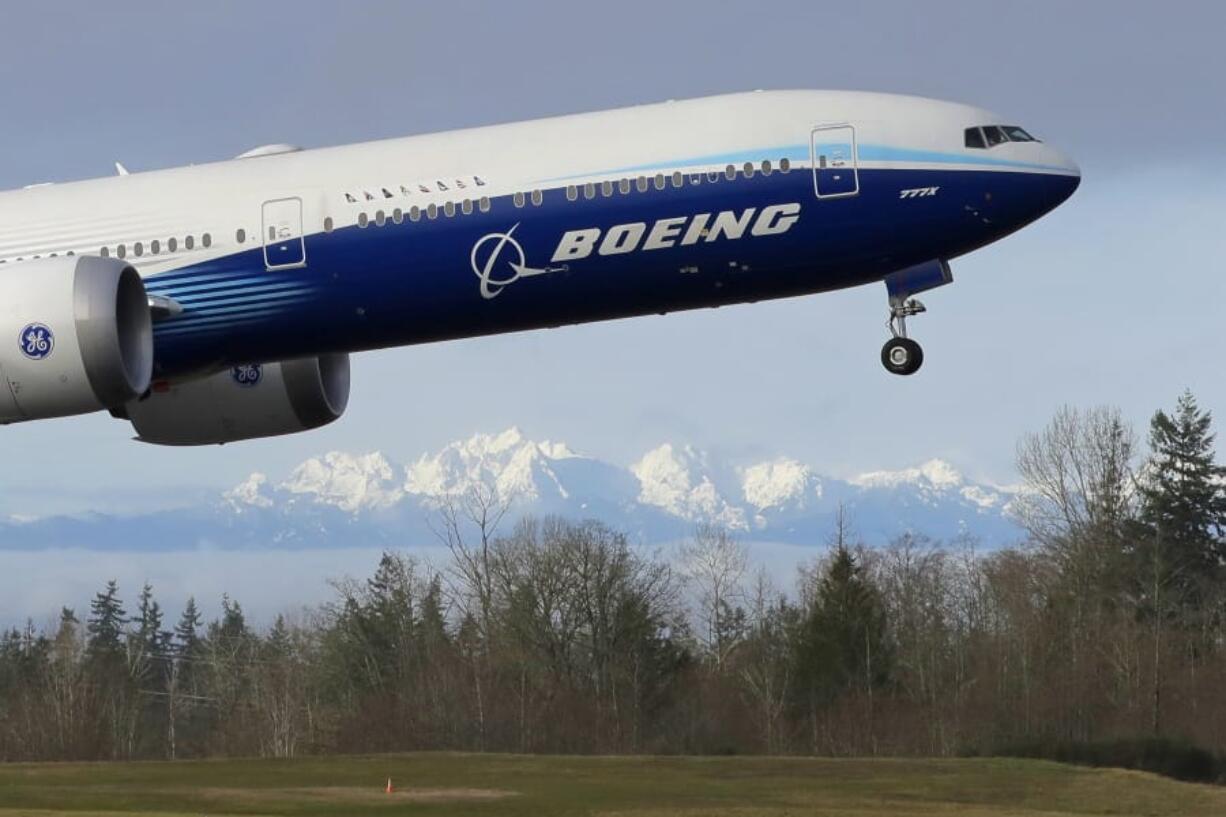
[0,91,1076,271]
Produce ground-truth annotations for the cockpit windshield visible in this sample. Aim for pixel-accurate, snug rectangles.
[964,125,1041,149]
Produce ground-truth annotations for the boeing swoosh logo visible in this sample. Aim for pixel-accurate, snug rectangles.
[470,225,567,299]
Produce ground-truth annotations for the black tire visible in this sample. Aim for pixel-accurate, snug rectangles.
[881,337,923,376]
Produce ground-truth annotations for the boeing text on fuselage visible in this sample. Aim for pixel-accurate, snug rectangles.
[550,203,802,263]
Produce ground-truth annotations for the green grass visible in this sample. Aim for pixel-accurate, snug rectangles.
[1,753,1224,816]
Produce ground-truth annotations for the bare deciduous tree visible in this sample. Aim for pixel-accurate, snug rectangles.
[679,523,748,670]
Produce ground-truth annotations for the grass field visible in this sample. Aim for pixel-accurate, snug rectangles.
[1,752,1225,817]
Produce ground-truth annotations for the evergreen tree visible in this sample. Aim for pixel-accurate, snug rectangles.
[214,594,249,643]
[174,597,202,656]
[418,573,449,651]
[796,546,891,701]
[87,580,127,660]
[1139,390,1226,604]
[135,583,167,656]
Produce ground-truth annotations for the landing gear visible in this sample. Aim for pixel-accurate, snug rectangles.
[879,260,952,376]
[882,297,925,375]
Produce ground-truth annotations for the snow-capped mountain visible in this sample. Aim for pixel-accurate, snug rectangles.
[0,428,1024,551]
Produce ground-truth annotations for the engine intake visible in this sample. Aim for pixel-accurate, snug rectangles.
[0,256,152,422]
[125,354,350,445]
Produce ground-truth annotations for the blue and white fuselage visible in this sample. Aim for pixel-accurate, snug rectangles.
[0,90,1079,443]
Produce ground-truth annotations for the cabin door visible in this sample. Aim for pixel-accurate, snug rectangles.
[810,125,859,198]
[262,197,307,270]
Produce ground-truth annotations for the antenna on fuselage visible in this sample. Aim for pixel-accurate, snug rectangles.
[115,162,130,177]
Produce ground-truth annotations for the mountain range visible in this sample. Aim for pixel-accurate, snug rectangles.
[0,428,1025,550]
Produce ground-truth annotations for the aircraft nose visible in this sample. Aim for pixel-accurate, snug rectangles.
[1030,143,1081,208]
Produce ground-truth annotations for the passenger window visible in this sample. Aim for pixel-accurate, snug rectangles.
[444,201,455,217]
[375,210,386,226]
[186,236,195,250]
[761,160,772,175]
[514,191,525,208]
[168,237,178,252]
[566,185,578,201]
[151,240,160,255]
[393,208,404,224]
[461,200,473,215]
[530,189,543,206]
[780,157,791,173]
[689,173,702,185]
[236,228,246,243]
[479,197,491,213]
[707,171,720,183]
[324,217,334,233]
[743,162,755,178]
[984,126,1008,147]
[100,246,110,258]
[409,206,421,222]
[618,178,631,194]
[964,127,986,149]
[584,183,596,200]
[636,176,649,192]
[358,213,369,228]
[671,172,683,188]
[427,203,438,219]
[601,180,613,197]
[725,164,736,180]
[134,242,144,257]
[653,174,666,190]
[117,245,127,259]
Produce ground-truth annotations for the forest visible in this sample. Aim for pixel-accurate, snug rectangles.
[1,392,1225,767]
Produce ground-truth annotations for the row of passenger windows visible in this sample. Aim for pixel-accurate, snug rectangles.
[964,125,1039,149]
[0,158,796,262]
[345,158,792,230]
[0,233,214,264]
[99,233,212,260]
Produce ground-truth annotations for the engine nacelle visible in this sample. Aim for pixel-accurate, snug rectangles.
[124,354,350,445]
[0,256,153,422]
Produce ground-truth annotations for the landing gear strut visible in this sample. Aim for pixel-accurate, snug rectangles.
[879,260,953,377]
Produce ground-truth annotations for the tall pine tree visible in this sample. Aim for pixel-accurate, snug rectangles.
[1139,390,1226,606]
[86,580,127,661]
[174,597,202,657]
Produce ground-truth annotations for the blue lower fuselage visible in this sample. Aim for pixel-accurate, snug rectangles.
[144,166,1079,378]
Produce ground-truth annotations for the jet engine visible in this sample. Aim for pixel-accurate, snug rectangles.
[0,256,153,422]
[123,354,350,445]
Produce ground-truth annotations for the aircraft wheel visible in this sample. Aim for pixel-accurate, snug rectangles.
[881,337,923,376]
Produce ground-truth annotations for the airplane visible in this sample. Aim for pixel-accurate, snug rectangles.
[0,90,1079,445]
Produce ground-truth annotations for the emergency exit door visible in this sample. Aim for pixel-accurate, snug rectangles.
[810,125,859,198]
[262,197,307,270]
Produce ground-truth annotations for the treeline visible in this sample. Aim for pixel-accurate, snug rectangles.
[2,392,1226,763]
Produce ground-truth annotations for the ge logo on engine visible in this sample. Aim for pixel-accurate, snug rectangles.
[231,364,262,387]
[19,323,54,360]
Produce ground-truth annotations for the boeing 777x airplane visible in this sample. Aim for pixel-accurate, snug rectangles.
[0,90,1078,444]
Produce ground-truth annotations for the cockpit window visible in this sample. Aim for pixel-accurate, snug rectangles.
[1002,125,1038,142]
[966,124,1041,149]
[983,126,1009,147]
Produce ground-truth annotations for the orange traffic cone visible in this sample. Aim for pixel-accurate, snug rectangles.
[386,777,394,795]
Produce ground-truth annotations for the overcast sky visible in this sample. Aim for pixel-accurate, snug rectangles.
[0,1,1222,518]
